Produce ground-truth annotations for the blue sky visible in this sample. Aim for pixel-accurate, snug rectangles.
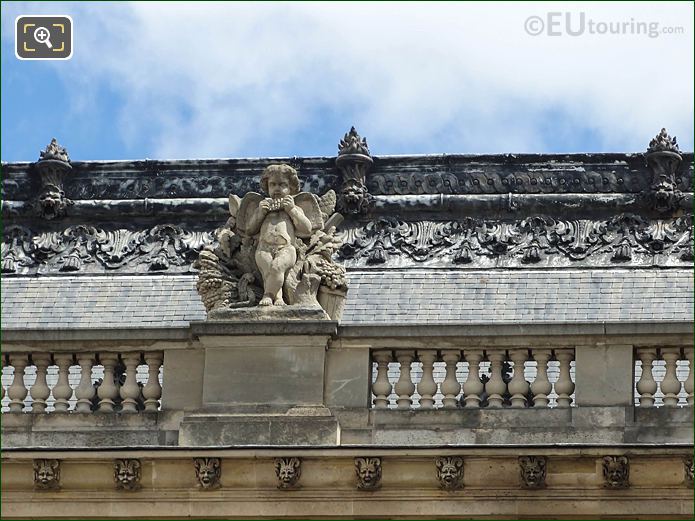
[2,1,693,162]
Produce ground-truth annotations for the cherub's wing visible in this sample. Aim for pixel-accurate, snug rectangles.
[236,192,264,237]
[229,194,241,217]
[317,190,336,220]
[294,192,323,231]
[226,194,242,231]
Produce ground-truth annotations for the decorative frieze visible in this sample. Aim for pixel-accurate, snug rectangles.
[355,457,382,490]
[602,456,629,489]
[33,459,60,490]
[519,456,547,489]
[1,224,214,274]
[435,456,464,490]
[274,457,302,489]
[339,214,693,267]
[194,458,221,489]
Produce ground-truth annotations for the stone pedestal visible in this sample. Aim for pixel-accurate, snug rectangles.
[179,313,339,446]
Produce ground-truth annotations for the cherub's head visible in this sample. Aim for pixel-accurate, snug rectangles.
[261,164,300,199]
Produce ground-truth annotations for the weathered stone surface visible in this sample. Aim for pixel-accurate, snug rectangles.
[575,344,634,406]
[207,305,329,321]
[179,414,339,446]
[201,343,326,407]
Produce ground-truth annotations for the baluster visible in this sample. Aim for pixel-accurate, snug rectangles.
[441,350,462,409]
[554,349,575,407]
[394,350,415,409]
[462,349,484,408]
[485,350,506,408]
[417,351,437,409]
[8,354,29,413]
[119,353,141,413]
[75,353,96,413]
[30,354,51,413]
[684,348,693,407]
[636,348,658,407]
[371,351,393,408]
[660,348,682,407]
[52,354,74,413]
[142,353,163,412]
[508,350,529,408]
[97,353,119,413]
[530,349,552,407]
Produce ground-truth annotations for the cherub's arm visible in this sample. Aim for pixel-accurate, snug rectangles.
[282,196,313,238]
[246,200,270,236]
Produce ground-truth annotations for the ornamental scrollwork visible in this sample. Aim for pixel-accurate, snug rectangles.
[339,214,693,266]
[1,224,215,274]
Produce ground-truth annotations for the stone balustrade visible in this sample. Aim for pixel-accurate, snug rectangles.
[0,351,163,414]
[635,347,693,407]
[370,348,575,409]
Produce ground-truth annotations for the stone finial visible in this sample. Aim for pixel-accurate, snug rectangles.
[644,128,683,214]
[602,456,629,489]
[33,459,60,490]
[647,128,680,154]
[33,138,73,220]
[336,126,374,215]
[114,458,142,491]
[39,137,71,163]
[519,456,547,489]
[355,457,382,490]
[338,126,371,157]
[194,457,221,489]
[274,457,302,489]
[435,456,464,490]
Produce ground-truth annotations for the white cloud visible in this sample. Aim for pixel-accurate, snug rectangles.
[3,1,693,157]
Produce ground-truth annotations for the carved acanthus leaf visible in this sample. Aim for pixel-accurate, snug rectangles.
[339,215,693,266]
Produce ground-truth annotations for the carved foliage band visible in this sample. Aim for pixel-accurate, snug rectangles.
[1,224,214,274]
[339,215,693,266]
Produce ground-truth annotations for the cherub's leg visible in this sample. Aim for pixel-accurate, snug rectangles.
[270,247,297,305]
[255,249,274,306]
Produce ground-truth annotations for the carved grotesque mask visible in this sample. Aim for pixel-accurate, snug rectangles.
[603,456,629,489]
[194,458,221,489]
[435,456,464,490]
[652,183,677,214]
[114,459,141,490]
[355,457,382,490]
[274,457,301,489]
[685,456,694,484]
[340,180,370,213]
[37,186,69,220]
[519,456,547,489]
[33,459,60,490]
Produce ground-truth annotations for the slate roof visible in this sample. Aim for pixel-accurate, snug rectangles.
[1,269,692,329]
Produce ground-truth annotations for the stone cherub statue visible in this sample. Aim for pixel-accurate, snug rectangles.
[196,163,347,318]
